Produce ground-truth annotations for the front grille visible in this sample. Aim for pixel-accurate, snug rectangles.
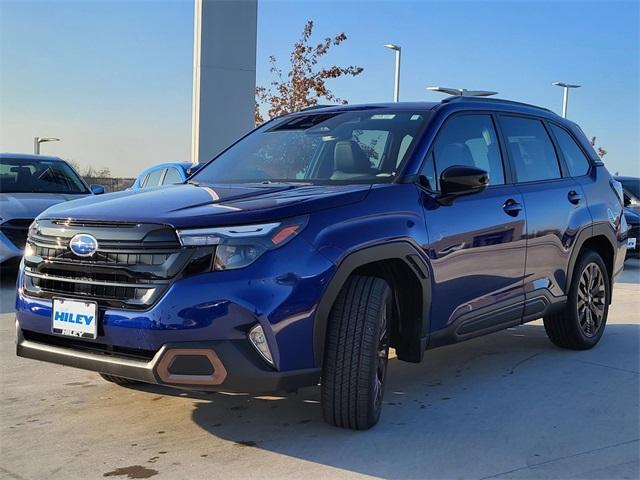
[22,329,157,361]
[1,218,32,249]
[28,273,142,302]
[22,219,199,310]
[32,244,172,266]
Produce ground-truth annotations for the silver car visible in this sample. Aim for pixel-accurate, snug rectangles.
[0,153,104,265]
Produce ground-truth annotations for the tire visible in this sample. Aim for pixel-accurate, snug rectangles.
[543,249,610,350]
[321,275,392,430]
[99,373,139,386]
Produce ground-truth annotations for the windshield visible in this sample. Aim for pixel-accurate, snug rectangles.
[0,158,89,194]
[193,110,429,184]
[620,178,640,199]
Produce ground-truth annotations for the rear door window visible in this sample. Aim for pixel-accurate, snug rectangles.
[500,116,561,183]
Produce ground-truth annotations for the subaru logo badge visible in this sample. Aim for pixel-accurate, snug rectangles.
[69,233,98,257]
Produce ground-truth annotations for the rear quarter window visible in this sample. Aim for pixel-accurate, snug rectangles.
[549,124,591,177]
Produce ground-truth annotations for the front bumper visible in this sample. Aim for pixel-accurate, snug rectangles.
[16,325,320,392]
[16,234,336,371]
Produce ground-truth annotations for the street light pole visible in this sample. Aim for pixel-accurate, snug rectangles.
[33,137,60,154]
[552,82,581,118]
[384,44,401,102]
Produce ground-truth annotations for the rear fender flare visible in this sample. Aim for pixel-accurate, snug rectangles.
[566,223,617,291]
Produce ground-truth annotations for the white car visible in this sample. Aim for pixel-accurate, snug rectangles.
[0,153,104,265]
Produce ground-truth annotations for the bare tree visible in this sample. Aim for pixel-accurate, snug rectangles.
[67,159,112,178]
[255,21,363,125]
[590,136,607,159]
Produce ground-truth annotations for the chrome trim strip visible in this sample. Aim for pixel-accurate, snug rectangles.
[27,237,180,253]
[24,270,165,288]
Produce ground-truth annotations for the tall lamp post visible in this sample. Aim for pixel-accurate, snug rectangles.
[552,82,581,118]
[384,44,401,102]
[34,137,60,154]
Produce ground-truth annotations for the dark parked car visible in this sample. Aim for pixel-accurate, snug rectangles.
[16,98,626,429]
[623,208,639,257]
[615,176,640,213]
[130,162,201,189]
[614,176,639,257]
[0,153,103,265]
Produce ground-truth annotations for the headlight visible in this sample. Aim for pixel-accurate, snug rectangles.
[177,215,308,271]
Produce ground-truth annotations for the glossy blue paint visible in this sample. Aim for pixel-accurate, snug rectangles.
[15,98,626,385]
[17,235,335,371]
[421,184,527,331]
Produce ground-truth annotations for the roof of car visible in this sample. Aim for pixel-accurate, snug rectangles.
[293,102,440,113]
[139,162,194,174]
[0,152,64,162]
[290,97,560,118]
[614,176,639,181]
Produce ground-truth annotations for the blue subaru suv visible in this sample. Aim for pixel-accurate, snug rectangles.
[16,97,627,429]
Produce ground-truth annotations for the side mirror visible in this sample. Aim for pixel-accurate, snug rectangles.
[438,165,489,204]
[90,184,105,195]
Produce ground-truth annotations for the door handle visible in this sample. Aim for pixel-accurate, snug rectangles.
[503,198,523,217]
[568,190,583,205]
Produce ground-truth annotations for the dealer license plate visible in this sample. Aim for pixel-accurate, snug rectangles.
[52,298,98,339]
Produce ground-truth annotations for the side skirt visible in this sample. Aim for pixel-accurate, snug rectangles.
[427,289,566,349]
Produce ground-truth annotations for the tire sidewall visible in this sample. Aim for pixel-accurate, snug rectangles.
[568,251,610,347]
[365,286,393,427]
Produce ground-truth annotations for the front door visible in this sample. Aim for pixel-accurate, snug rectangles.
[419,113,527,339]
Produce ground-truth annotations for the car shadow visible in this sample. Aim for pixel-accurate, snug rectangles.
[124,323,639,478]
[0,265,18,314]
[619,257,640,284]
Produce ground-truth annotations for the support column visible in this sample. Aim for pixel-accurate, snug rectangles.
[191,0,257,164]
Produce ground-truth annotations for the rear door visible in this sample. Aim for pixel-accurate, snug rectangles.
[420,113,527,338]
[498,115,593,318]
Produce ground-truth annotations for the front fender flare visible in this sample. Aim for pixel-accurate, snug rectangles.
[312,240,432,367]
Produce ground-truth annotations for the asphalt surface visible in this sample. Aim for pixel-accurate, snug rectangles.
[0,260,638,480]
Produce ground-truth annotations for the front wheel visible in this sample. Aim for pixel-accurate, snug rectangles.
[543,249,610,350]
[321,275,392,430]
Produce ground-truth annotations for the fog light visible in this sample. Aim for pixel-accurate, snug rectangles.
[248,324,274,367]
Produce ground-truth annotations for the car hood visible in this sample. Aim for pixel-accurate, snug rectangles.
[0,193,89,221]
[38,182,372,228]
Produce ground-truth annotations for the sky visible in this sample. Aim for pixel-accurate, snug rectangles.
[1,0,638,177]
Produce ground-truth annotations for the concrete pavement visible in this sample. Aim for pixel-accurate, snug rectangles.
[0,260,638,479]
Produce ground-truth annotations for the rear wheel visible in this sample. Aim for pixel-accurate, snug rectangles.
[321,275,392,430]
[99,373,139,386]
[543,250,610,350]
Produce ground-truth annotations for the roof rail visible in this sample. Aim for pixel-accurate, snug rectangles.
[298,104,333,112]
[427,86,498,97]
[440,95,555,114]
